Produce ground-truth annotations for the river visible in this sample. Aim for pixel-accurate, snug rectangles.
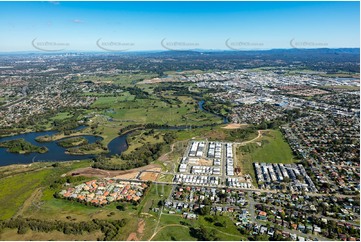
[0,128,131,166]
[0,100,226,166]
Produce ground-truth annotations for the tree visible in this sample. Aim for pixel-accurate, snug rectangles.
[199,205,211,215]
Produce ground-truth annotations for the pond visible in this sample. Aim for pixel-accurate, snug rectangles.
[0,101,226,166]
[0,128,129,166]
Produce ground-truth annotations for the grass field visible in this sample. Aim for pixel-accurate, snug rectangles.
[91,94,223,126]
[77,73,159,86]
[146,213,246,241]
[50,112,72,121]
[0,228,103,241]
[0,160,92,220]
[152,225,196,241]
[138,183,172,214]
[123,130,164,155]
[0,169,53,220]
[0,159,143,240]
[238,129,296,182]
[173,125,258,142]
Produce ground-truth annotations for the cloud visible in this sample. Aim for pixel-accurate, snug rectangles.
[49,1,60,5]
[72,19,84,24]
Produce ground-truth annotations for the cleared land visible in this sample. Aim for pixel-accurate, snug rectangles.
[67,164,161,178]
[222,123,248,129]
[238,129,296,183]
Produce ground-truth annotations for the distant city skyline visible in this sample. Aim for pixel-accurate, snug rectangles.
[0,1,359,52]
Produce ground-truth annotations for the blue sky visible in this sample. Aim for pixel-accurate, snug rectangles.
[0,1,359,52]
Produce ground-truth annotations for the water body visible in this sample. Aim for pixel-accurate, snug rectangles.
[0,130,106,166]
[0,101,226,166]
[198,100,229,124]
[0,128,131,166]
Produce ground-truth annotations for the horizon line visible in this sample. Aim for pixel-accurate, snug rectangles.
[0,47,359,55]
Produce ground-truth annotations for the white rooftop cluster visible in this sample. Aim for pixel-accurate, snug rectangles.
[178,157,189,173]
[189,141,205,157]
[254,162,317,192]
[190,165,221,175]
[226,178,252,188]
[225,143,234,176]
[174,174,219,185]
[207,142,222,158]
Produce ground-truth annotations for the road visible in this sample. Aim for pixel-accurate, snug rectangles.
[113,177,359,199]
[247,191,256,223]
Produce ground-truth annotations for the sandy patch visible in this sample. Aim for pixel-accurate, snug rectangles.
[198,158,213,166]
[139,171,159,181]
[127,233,139,241]
[137,220,145,234]
[127,220,145,241]
[114,171,139,180]
[67,164,161,179]
[222,123,248,129]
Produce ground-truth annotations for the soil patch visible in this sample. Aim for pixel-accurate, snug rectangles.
[222,123,248,129]
[67,164,161,179]
[139,171,160,181]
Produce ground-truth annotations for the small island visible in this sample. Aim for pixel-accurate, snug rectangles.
[0,139,48,154]
[57,137,89,148]
[66,142,108,155]
[35,135,53,142]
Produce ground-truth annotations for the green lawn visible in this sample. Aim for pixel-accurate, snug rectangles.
[91,94,223,126]
[149,213,245,241]
[0,160,92,220]
[0,169,52,220]
[250,130,295,163]
[239,129,296,182]
[0,228,103,241]
[50,112,72,121]
[152,226,196,241]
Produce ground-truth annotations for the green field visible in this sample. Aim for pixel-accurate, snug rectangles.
[0,169,52,220]
[147,213,246,241]
[152,225,196,241]
[77,73,159,86]
[0,160,92,220]
[0,160,145,240]
[50,112,72,121]
[138,183,172,214]
[174,124,258,142]
[238,129,296,182]
[0,228,103,241]
[123,130,164,155]
[92,95,222,126]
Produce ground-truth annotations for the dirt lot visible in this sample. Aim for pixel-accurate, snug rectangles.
[67,164,161,179]
[222,123,248,129]
[127,219,145,241]
[198,158,213,166]
[139,170,160,181]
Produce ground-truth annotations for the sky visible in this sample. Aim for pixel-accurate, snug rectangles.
[0,1,359,52]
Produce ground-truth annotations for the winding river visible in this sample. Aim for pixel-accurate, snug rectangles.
[0,100,226,166]
[0,130,107,166]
